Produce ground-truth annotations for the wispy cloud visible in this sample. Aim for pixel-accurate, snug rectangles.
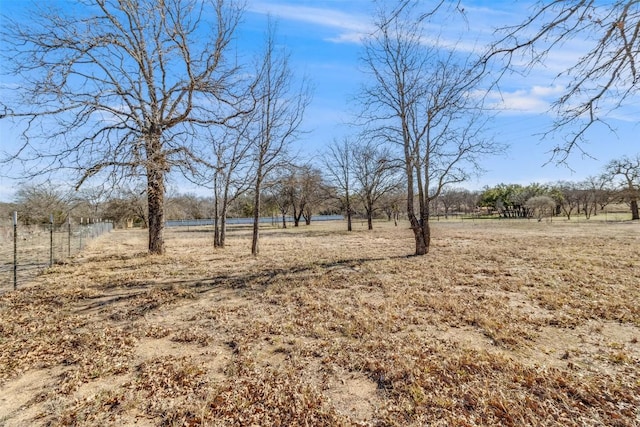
[485,84,565,114]
[247,1,372,43]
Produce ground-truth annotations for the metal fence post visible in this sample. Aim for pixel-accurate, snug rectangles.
[68,216,71,257]
[49,214,54,267]
[13,211,17,290]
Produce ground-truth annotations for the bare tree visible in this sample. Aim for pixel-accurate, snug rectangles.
[360,2,500,254]
[605,154,640,220]
[1,0,247,254]
[274,164,325,227]
[552,181,582,220]
[298,166,326,226]
[526,195,557,222]
[488,1,640,162]
[324,138,357,231]
[352,141,402,231]
[210,121,256,248]
[249,20,311,255]
[583,174,615,214]
[102,185,148,228]
[280,168,305,228]
[166,193,209,220]
[14,183,71,225]
[437,187,471,219]
[380,188,405,226]
[73,186,108,222]
[264,174,292,229]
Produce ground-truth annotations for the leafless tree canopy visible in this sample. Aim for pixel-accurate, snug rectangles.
[324,138,356,231]
[352,141,402,231]
[209,121,256,248]
[1,0,247,254]
[360,1,500,255]
[489,1,640,161]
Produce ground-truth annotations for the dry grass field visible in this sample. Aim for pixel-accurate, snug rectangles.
[1,219,639,426]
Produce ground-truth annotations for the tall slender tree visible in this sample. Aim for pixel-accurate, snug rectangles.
[249,19,310,256]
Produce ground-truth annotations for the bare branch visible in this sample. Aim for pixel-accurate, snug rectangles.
[486,1,640,162]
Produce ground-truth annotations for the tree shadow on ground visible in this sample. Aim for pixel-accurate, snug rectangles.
[71,255,406,316]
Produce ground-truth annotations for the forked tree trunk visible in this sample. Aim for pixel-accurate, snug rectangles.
[293,209,302,227]
[409,215,430,255]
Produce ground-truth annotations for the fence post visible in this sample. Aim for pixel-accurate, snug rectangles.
[68,216,71,257]
[13,211,17,290]
[49,214,54,267]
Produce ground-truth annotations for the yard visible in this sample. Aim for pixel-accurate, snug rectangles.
[1,219,638,426]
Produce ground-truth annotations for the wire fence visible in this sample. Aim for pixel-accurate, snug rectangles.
[0,215,113,292]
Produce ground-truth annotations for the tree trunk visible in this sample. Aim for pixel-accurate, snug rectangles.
[147,166,165,255]
[631,199,639,220]
[251,175,262,256]
[345,194,352,231]
[293,208,302,227]
[409,215,429,255]
[219,180,232,247]
[281,213,287,228]
[213,190,221,248]
[367,210,373,230]
[303,207,312,225]
[214,214,221,247]
[220,204,228,247]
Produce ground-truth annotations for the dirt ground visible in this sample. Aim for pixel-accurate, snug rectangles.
[1,219,639,426]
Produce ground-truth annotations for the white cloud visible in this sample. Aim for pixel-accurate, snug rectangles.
[247,1,372,43]
[529,85,564,98]
[485,84,564,114]
[326,32,367,44]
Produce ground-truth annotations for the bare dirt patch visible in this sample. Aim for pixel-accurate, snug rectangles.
[1,219,639,426]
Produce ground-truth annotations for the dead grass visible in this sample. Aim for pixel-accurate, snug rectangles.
[0,219,639,426]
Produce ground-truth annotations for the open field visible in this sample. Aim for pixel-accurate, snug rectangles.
[0,219,639,426]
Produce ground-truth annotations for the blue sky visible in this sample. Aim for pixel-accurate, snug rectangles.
[0,0,638,201]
